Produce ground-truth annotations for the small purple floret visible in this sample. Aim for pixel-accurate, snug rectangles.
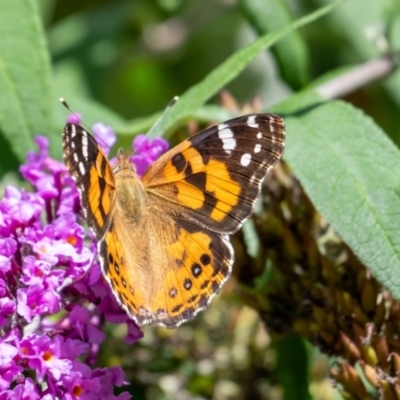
[66,113,82,125]
[92,123,117,156]
[130,134,169,176]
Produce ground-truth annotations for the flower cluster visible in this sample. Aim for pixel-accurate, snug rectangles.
[0,119,169,399]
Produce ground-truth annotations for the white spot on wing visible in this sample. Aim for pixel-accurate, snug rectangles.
[254,144,261,153]
[257,132,262,139]
[218,127,236,153]
[73,152,79,163]
[247,115,259,128]
[79,162,86,175]
[241,153,251,166]
[81,133,89,158]
[71,125,76,138]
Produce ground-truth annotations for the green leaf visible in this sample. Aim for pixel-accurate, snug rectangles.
[150,0,345,139]
[53,59,125,159]
[116,105,236,137]
[238,0,309,90]
[275,94,400,297]
[54,60,124,127]
[314,0,392,60]
[313,0,400,119]
[272,335,311,400]
[0,0,55,162]
[384,9,400,109]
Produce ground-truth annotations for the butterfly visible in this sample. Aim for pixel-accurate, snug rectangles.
[62,113,285,328]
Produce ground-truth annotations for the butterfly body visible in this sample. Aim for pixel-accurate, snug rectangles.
[113,160,146,225]
[63,114,285,328]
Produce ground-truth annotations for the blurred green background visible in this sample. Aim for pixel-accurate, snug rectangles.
[48,0,288,120]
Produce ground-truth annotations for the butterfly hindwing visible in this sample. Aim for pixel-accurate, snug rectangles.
[98,199,233,328]
[63,124,116,237]
[142,113,285,234]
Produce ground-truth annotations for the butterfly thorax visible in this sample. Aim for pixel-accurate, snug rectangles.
[113,152,146,224]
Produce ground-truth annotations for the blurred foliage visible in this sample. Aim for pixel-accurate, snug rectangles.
[2,0,400,399]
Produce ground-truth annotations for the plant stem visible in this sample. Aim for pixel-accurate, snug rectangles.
[316,55,397,99]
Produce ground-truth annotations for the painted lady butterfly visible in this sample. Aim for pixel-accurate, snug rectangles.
[63,113,285,328]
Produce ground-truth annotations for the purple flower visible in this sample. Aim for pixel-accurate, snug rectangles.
[0,186,44,236]
[67,113,82,125]
[20,136,65,188]
[0,238,17,273]
[21,256,52,286]
[91,367,131,399]
[92,123,117,156]
[130,134,169,176]
[61,362,101,400]
[25,335,73,381]
[0,298,16,327]
[0,279,6,298]
[19,136,79,223]
[0,342,18,368]
[62,375,101,400]
[69,305,105,344]
[0,377,39,399]
[0,238,17,257]
[17,283,60,322]
[98,289,130,324]
[125,321,144,344]
[46,212,86,251]
[0,339,23,391]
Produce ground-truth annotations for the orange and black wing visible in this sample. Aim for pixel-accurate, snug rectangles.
[142,113,285,234]
[62,123,116,238]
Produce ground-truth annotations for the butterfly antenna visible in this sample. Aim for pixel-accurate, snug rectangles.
[133,96,179,155]
[60,97,79,121]
[59,97,113,150]
[59,98,93,133]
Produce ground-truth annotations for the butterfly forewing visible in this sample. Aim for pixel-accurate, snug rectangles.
[142,113,285,234]
[63,124,116,237]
